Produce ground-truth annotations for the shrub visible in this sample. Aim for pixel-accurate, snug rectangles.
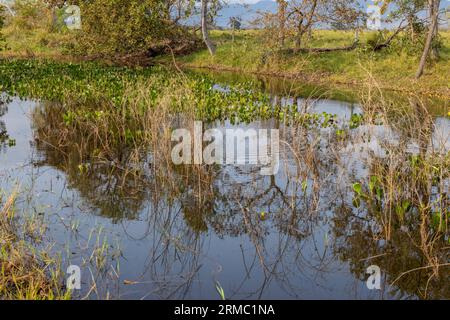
[70,0,190,59]
[365,31,386,51]
[388,31,443,56]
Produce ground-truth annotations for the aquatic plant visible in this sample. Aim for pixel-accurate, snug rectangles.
[0,191,70,300]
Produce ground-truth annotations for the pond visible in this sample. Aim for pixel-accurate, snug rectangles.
[0,70,449,299]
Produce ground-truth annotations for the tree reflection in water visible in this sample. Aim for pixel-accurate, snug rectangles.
[30,99,449,299]
[0,97,10,151]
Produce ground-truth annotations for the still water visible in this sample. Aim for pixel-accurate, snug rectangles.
[0,73,449,299]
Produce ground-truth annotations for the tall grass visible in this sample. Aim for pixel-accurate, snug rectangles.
[0,59,448,298]
[0,190,71,300]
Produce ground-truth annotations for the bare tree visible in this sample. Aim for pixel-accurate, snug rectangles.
[288,0,319,49]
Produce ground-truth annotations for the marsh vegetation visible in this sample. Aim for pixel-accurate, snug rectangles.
[0,60,448,299]
[0,0,448,300]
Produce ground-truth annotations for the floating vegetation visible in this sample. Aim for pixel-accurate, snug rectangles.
[0,59,449,300]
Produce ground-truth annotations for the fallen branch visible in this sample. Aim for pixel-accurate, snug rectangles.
[373,21,408,51]
[278,41,358,54]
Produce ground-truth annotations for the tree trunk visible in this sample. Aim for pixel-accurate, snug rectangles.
[294,0,318,50]
[430,6,440,60]
[295,21,304,49]
[201,0,216,55]
[277,0,287,47]
[415,0,440,79]
[407,14,415,40]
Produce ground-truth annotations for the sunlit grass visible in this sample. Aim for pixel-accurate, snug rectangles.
[170,29,450,98]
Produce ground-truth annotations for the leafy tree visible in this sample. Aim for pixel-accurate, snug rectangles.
[229,17,241,30]
[378,0,442,78]
[273,0,365,49]
[69,0,193,58]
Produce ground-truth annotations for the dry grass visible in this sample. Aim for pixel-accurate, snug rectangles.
[0,190,70,300]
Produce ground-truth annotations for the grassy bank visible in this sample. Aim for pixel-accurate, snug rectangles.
[161,30,450,99]
[2,24,449,99]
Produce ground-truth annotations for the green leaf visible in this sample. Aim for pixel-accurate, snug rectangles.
[352,183,362,196]
[369,176,378,194]
[352,197,361,208]
[395,205,404,221]
[301,179,308,193]
[431,212,443,232]
[215,281,226,300]
[402,200,411,212]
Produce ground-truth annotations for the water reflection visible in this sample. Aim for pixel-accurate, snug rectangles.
[0,97,10,151]
[0,93,448,299]
[332,202,450,299]
[187,68,449,117]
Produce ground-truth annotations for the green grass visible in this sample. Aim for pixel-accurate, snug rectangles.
[2,24,449,98]
[165,29,450,98]
[2,23,72,57]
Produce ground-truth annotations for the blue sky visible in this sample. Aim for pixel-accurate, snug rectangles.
[226,0,275,4]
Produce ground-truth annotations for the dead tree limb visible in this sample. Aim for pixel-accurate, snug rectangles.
[373,21,408,51]
[279,41,358,54]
